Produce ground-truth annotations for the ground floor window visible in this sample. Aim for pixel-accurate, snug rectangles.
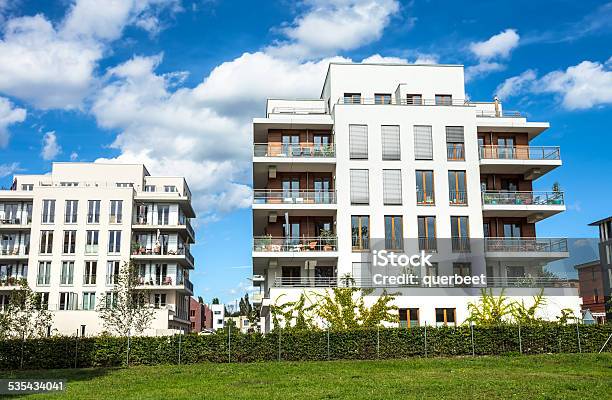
[399,308,419,328]
[435,308,456,327]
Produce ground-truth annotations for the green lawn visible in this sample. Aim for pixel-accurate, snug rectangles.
[1,353,610,399]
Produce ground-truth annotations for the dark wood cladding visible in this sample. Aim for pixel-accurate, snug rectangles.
[266,172,334,190]
[264,216,334,237]
[478,132,529,146]
[480,174,533,191]
[483,217,536,237]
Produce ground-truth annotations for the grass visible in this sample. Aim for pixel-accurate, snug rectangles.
[1,353,610,399]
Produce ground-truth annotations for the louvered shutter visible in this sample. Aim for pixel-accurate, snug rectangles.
[414,125,433,160]
[383,169,402,205]
[349,125,368,159]
[381,125,400,160]
[350,169,369,204]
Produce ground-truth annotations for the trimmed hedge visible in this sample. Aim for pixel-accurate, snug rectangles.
[0,324,610,370]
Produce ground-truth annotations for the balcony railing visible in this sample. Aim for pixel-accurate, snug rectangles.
[186,219,195,239]
[486,276,573,288]
[482,191,565,206]
[273,277,338,287]
[254,143,335,158]
[337,97,468,106]
[418,237,437,252]
[485,238,568,253]
[416,191,435,205]
[132,246,194,264]
[449,191,468,205]
[447,144,465,160]
[253,236,337,252]
[451,237,471,252]
[253,190,337,205]
[0,217,31,225]
[475,110,523,118]
[0,247,28,256]
[479,145,561,160]
[0,276,27,286]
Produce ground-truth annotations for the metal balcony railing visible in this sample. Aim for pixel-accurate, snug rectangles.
[0,247,28,256]
[253,236,337,252]
[475,110,524,118]
[485,276,573,288]
[451,237,471,252]
[254,143,335,158]
[482,191,565,206]
[479,145,561,160]
[253,190,337,205]
[485,238,568,253]
[449,191,468,205]
[418,237,437,252]
[416,191,435,205]
[186,219,195,239]
[0,217,31,225]
[273,277,338,287]
[337,97,469,106]
[0,276,27,286]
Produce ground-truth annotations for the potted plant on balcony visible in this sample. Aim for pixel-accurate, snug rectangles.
[320,229,335,251]
[131,241,140,255]
[551,182,563,204]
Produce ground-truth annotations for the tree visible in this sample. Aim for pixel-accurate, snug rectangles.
[0,279,53,340]
[239,293,259,325]
[96,261,155,337]
[510,289,546,324]
[197,296,204,304]
[211,297,220,305]
[270,292,317,331]
[466,289,513,326]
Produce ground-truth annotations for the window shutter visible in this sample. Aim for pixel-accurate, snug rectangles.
[446,126,464,143]
[383,169,402,205]
[350,169,369,204]
[349,125,368,159]
[381,125,400,160]
[414,125,433,160]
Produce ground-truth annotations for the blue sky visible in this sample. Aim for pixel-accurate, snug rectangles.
[0,0,610,304]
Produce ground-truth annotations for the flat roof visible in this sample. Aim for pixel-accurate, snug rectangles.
[574,260,601,269]
[589,216,612,226]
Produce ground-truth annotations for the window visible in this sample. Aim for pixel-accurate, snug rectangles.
[448,171,467,205]
[106,261,120,285]
[157,205,170,225]
[164,185,177,192]
[343,93,361,104]
[399,308,419,328]
[453,263,472,286]
[39,230,53,254]
[435,308,456,326]
[406,94,422,105]
[60,182,78,187]
[85,230,99,254]
[64,200,78,223]
[349,125,368,159]
[503,223,521,238]
[42,200,55,223]
[21,184,34,191]
[34,292,49,310]
[104,292,118,309]
[414,125,433,160]
[109,200,122,223]
[416,170,435,205]
[381,125,400,160]
[84,261,97,285]
[374,93,391,104]
[506,266,525,278]
[384,216,403,250]
[62,230,76,254]
[37,261,51,285]
[426,262,438,278]
[383,169,402,205]
[435,94,452,105]
[82,292,96,310]
[350,169,369,205]
[144,185,156,192]
[351,216,370,251]
[59,292,78,310]
[418,216,436,252]
[87,200,100,223]
[60,261,74,285]
[108,231,121,253]
[446,126,465,160]
[116,182,133,188]
[154,293,167,308]
[451,216,470,252]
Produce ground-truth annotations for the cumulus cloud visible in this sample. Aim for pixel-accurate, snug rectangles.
[0,0,182,109]
[466,29,520,81]
[495,59,612,110]
[41,131,61,160]
[266,0,400,59]
[0,96,26,147]
[0,162,21,178]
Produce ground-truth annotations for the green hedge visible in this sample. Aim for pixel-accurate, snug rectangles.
[0,324,610,370]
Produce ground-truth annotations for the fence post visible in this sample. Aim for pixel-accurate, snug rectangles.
[20,332,24,370]
[518,324,522,354]
[599,332,612,354]
[228,323,231,363]
[126,329,131,368]
[377,325,380,359]
[327,326,330,360]
[178,333,182,365]
[470,323,475,357]
[576,323,582,353]
[424,324,428,358]
[278,329,281,362]
[75,329,79,368]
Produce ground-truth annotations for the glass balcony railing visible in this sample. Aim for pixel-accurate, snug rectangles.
[273,277,338,287]
[482,191,565,206]
[484,238,568,253]
[253,190,337,204]
[253,236,337,252]
[254,143,335,158]
[479,145,561,160]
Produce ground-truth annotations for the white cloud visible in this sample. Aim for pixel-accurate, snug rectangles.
[266,0,400,59]
[70,152,79,161]
[413,53,439,65]
[0,96,26,147]
[470,29,520,61]
[0,0,182,109]
[361,54,408,64]
[465,61,505,82]
[41,131,61,160]
[0,162,21,178]
[495,59,612,110]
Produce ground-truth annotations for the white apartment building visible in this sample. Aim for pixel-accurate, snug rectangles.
[252,63,580,332]
[211,303,225,331]
[0,163,195,336]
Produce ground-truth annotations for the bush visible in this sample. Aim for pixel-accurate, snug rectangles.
[0,324,610,370]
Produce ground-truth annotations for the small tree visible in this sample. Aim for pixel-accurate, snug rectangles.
[211,297,220,305]
[96,261,154,337]
[510,289,546,324]
[239,293,259,326]
[0,279,53,340]
[270,292,318,331]
[466,289,513,326]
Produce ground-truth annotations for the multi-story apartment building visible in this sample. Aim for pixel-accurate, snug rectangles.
[252,63,580,332]
[0,163,195,336]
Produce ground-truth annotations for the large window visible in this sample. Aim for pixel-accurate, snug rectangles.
[109,200,123,223]
[343,93,361,104]
[448,171,467,205]
[384,216,403,250]
[435,308,456,326]
[350,169,369,205]
[399,308,419,328]
[82,292,96,310]
[85,230,99,254]
[418,216,436,252]
[383,169,402,205]
[158,205,170,225]
[64,200,78,223]
[87,200,100,223]
[414,125,433,160]
[374,93,392,104]
[503,223,521,238]
[154,293,167,308]
[37,261,51,285]
[60,261,74,285]
[351,216,370,251]
[59,292,78,311]
[106,261,120,285]
[39,230,53,254]
[349,125,368,159]
[450,216,470,252]
[108,231,121,253]
[63,230,76,254]
[84,261,97,285]
[42,200,55,223]
[435,94,452,105]
[406,94,422,105]
[381,125,400,160]
[416,170,434,205]
[446,126,465,160]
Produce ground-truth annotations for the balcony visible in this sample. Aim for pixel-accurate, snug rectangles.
[482,191,565,220]
[253,236,338,255]
[475,110,524,118]
[484,237,569,261]
[131,247,195,268]
[0,217,31,229]
[416,191,435,206]
[136,275,193,293]
[0,276,27,288]
[131,217,195,242]
[337,97,469,106]
[254,143,335,159]
[253,190,337,207]
[479,145,561,176]
[486,276,574,288]
[0,247,29,259]
[273,276,338,287]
